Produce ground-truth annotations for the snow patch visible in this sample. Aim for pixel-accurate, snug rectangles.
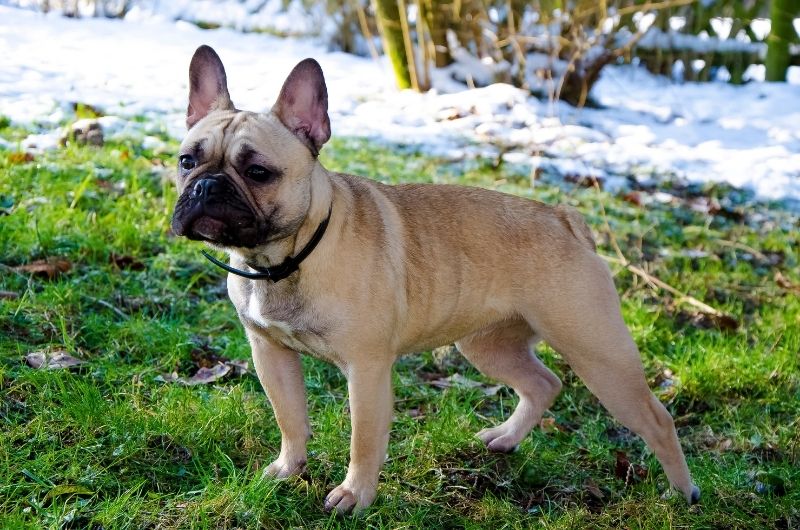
[0,5,799,205]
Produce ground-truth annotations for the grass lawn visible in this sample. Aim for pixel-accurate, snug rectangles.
[1,121,798,529]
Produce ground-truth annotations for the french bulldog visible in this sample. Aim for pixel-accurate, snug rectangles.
[170,45,699,513]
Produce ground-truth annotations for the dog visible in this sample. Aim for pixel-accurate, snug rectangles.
[170,45,699,513]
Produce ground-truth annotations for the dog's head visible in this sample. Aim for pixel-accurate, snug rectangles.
[171,45,330,249]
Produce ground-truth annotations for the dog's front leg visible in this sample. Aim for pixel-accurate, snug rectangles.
[248,330,310,478]
[324,360,394,514]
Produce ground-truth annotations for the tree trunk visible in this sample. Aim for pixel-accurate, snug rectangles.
[374,0,412,89]
[766,0,796,81]
[423,0,452,67]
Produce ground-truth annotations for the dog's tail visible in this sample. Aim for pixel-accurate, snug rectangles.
[556,205,596,252]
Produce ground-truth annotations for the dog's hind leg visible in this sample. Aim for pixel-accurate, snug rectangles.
[456,319,562,453]
[525,252,699,503]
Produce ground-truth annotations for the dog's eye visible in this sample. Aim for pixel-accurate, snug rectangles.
[179,155,196,171]
[245,165,275,183]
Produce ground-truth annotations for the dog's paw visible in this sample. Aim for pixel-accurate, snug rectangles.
[689,485,701,505]
[323,483,376,514]
[477,425,521,453]
[263,456,306,479]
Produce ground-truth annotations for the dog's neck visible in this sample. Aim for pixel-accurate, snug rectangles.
[231,163,334,274]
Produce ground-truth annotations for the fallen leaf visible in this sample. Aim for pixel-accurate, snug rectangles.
[154,371,180,383]
[614,450,648,485]
[564,173,603,189]
[0,290,20,300]
[8,152,35,164]
[156,346,250,386]
[716,438,733,452]
[539,417,559,433]
[25,350,86,370]
[44,484,94,500]
[157,362,246,386]
[109,253,145,271]
[775,271,800,293]
[14,258,71,279]
[189,342,226,368]
[676,310,739,331]
[225,358,249,376]
[621,191,643,206]
[583,478,605,500]
[184,363,231,385]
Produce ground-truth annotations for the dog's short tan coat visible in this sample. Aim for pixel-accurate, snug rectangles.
[171,46,698,513]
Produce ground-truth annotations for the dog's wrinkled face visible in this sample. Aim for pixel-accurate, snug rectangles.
[171,46,330,249]
[171,110,315,248]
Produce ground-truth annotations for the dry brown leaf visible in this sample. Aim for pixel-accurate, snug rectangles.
[183,363,231,385]
[583,478,605,500]
[109,253,145,271]
[676,309,739,331]
[775,271,800,293]
[25,350,85,370]
[225,358,249,376]
[156,360,249,386]
[621,191,643,207]
[539,416,559,433]
[14,258,71,279]
[564,173,604,189]
[8,152,34,164]
[614,450,648,485]
[716,438,733,452]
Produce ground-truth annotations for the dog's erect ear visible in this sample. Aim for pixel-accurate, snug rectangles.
[187,45,234,129]
[272,58,331,156]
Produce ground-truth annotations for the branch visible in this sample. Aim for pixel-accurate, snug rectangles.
[601,255,728,317]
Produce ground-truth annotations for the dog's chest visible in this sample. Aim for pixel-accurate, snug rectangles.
[238,282,335,361]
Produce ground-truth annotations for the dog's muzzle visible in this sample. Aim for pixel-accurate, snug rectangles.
[171,174,264,247]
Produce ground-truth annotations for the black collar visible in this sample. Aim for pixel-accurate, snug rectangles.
[201,205,332,282]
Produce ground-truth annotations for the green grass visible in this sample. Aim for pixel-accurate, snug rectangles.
[1,123,798,529]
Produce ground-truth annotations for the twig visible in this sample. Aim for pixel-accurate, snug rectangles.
[616,0,697,16]
[716,240,768,262]
[0,262,27,278]
[81,294,130,320]
[352,0,381,62]
[601,255,727,317]
[592,178,627,264]
[590,179,727,318]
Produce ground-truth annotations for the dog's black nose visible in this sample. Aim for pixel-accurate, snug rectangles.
[190,178,222,200]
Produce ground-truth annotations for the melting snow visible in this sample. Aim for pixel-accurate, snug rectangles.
[0,4,799,204]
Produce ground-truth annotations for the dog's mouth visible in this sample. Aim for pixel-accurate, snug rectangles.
[171,177,266,248]
[189,215,227,241]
